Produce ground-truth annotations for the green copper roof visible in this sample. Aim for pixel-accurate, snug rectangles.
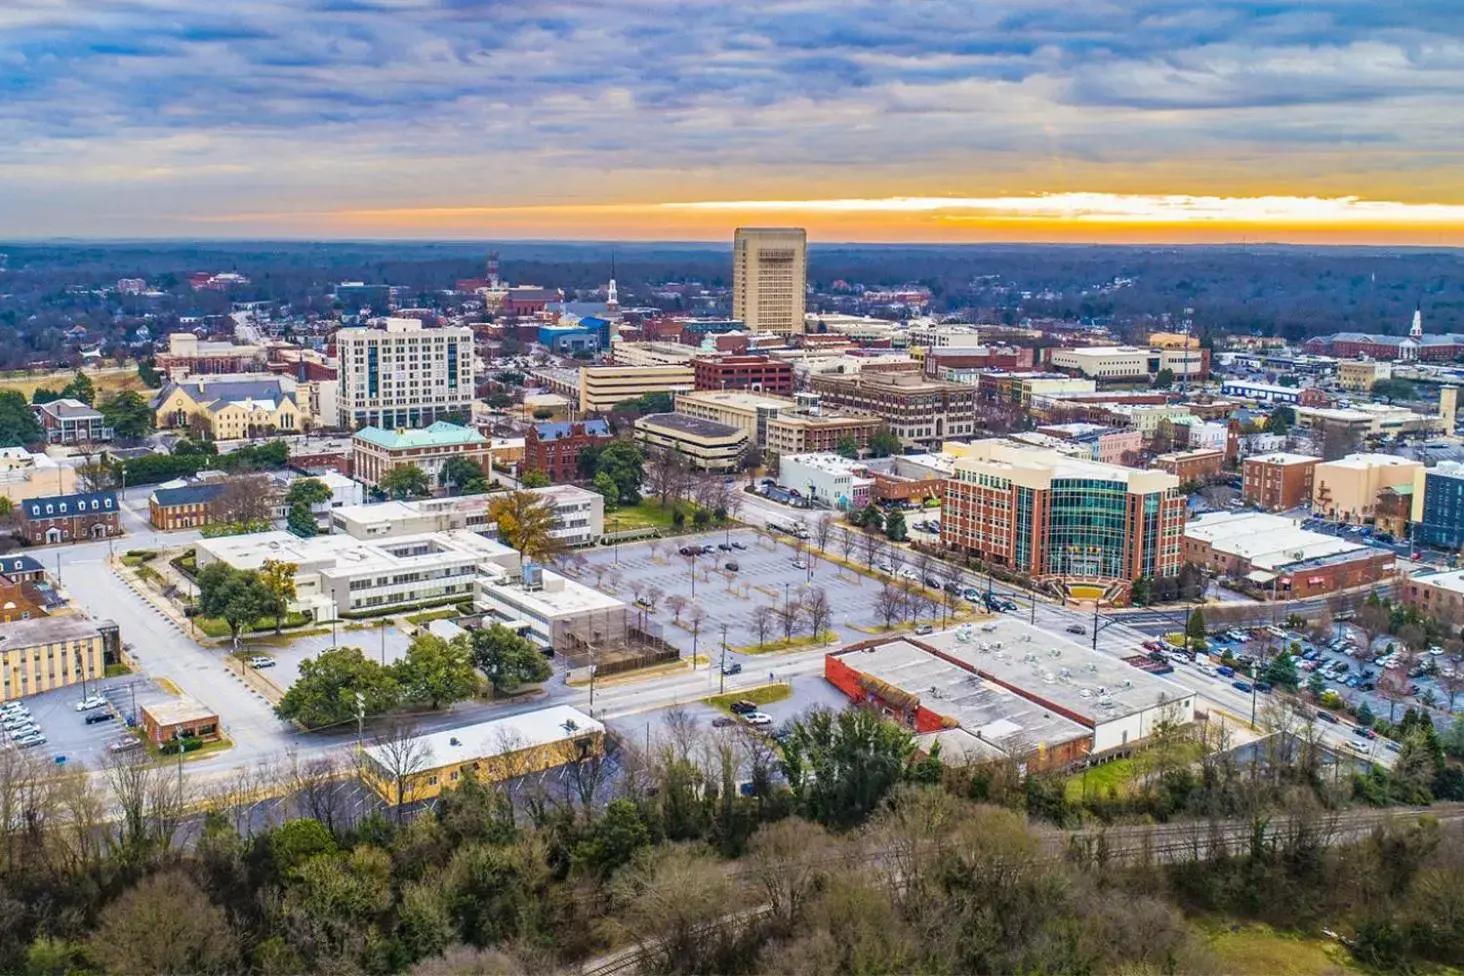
[354,421,486,450]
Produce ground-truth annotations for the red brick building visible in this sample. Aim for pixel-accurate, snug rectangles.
[523,420,614,483]
[1242,453,1319,511]
[1152,448,1225,485]
[691,355,794,395]
[20,491,121,545]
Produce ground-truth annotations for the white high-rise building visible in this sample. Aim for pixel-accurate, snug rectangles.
[335,317,475,429]
[733,227,807,336]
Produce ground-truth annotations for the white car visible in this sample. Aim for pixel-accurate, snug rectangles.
[108,738,142,753]
[75,696,108,712]
[14,733,46,748]
[875,562,893,574]
[248,656,276,669]
[1196,664,1216,676]
[742,711,774,726]
[898,567,919,581]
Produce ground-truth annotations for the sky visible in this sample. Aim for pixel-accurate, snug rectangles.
[3,0,1464,244]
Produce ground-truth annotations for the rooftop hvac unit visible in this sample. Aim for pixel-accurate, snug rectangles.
[1086,663,1099,673]
[1122,679,1133,689]
[1049,648,1062,658]
[1079,688,1093,698]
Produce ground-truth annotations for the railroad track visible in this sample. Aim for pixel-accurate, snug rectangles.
[567,803,1464,976]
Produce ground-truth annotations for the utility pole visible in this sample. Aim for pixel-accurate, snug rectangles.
[719,623,728,695]
[355,691,365,752]
[692,619,699,672]
[380,622,386,665]
[1092,600,1100,652]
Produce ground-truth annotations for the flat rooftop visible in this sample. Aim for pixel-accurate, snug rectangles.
[676,390,794,411]
[637,412,742,438]
[143,696,217,726]
[951,438,1174,488]
[364,705,603,770]
[1248,452,1321,466]
[1185,511,1367,570]
[0,614,113,646]
[916,617,1196,722]
[1319,453,1423,470]
[199,529,514,574]
[479,568,624,616]
[1413,568,1464,596]
[835,639,1089,754]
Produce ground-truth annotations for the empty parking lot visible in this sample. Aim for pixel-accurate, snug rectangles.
[574,527,977,663]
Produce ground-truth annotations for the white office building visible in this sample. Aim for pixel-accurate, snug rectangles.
[476,566,627,651]
[195,529,518,619]
[336,317,475,429]
[330,486,602,547]
[778,453,874,510]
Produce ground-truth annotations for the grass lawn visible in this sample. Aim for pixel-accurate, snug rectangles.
[606,499,727,536]
[734,630,838,654]
[104,662,132,678]
[0,367,147,400]
[1065,758,1139,802]
[1198,920,1359,975]
[705,684,791,714]
[405,607,461,627]
[196,610,312,639]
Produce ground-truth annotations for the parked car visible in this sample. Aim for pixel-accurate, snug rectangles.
[248,656,276,669]
[729,700,757,714]
[717,543,733,551]
[731,541,747,550]
[943,581,963,596]
[742,712,774,727]
[711,717,736,728]
[924,576,943,589]
[722,661,742,676]
[1217,665,1235,677]
[84,711,114,725]
[13,733,46,748]
[1315,710,1340,724]
[792,559,808,570]
[1065,624,1085,635]
[898,567,918,581]
[724,561,739,572]
[961,588,981,602]
[914,624,934,635]
[75,696,107,712]
[108,738,142,753]
[1233,680,1253,693]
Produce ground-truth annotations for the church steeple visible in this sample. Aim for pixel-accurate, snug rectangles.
[606,250,619,315]
[1411,303,1423,339]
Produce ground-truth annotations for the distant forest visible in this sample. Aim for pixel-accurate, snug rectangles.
[3,240,1463,342]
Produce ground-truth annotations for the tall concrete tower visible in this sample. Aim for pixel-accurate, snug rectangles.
[732,227,807,336]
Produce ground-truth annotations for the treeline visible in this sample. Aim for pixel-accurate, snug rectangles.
[3,701,1463,974]
[111,438,290,487]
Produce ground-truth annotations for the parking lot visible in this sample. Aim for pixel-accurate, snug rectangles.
[1,675,175,768]
[575,527,994,664]
[243,622,416,692]
[1206,624,1454,726]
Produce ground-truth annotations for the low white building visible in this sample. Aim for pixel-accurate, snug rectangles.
[778,453,874,511]
[330,486,602,547]
[195,529,518,619]
[475,565,627,651]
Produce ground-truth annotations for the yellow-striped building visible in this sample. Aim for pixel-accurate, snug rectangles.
[0,616,119,702]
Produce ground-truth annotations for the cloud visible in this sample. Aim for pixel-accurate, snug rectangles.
[1,0,1463,237]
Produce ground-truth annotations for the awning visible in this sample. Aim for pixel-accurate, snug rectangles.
[1245,570,1278,584]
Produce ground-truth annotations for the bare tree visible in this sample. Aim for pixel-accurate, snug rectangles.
[749,605,774,649]
[645,585,665,611]
[838,525,859,566]
[207,472,279,526]
[285,751,349,835]
[803,586,832,642]
[665,594,688,624]
[648,540,663,563]
[812,513,835,555]
[628,578,645,605]
[901,578,921,622]
[875,582,905,629]
[915,551,936,587]
[859,529,881,569]
[775,594,802,643]
[688,604,708,638]
[887,545,906,577]
[366,721,433,822]
[605,566,623,593]
[1440,642,1464,713]
[105,750,188,862]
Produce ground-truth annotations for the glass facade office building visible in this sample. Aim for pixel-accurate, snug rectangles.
[945,447,1184,585]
